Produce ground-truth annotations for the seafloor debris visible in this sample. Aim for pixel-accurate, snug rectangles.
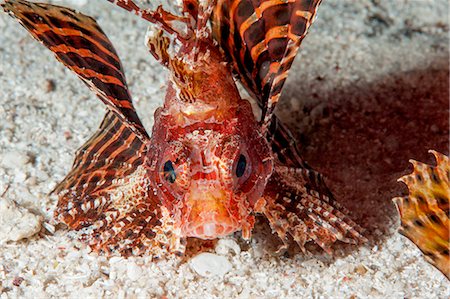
[393,150,449,279]
[215,238,241,256]
[0,198,42,244]
[12,276,24,287]
[0,151,29,169]
[189,252,232,277]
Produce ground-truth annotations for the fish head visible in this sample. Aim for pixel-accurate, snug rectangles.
[146,99,273,239]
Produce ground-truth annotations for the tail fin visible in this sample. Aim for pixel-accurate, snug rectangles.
[393,150,449,279]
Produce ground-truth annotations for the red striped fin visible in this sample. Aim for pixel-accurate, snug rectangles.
[54,111,147,227]
[106,0,219,67]
[393,151,450,279]
[106,0,217,39]
[212,0,322,129]
[105,0,193,42]
[258,166,366,253]
[54,111,147,241]
[53,112,184,257]
[266,115,310,168]
[2,0,148,141]
[264,115,358,252]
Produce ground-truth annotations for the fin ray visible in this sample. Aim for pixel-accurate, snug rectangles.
[393,150,450,279]
[212,0,323,128]
[258,167,366,253]
[2,0,148,141]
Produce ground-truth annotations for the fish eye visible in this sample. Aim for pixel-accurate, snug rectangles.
[236,154,247,178]
[163,160,176,183]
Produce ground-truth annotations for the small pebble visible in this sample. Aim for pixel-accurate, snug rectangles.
[127,262,143,281]
[13,171,27,183]
[109,257,124,265]
[42,222,55,235]
[66,0,88,6]
[45,79,56,93]
[64,131,72,140]
[354,265,368,275]
[215,238,241,255]
[189,253,232,277]
[430,124,439,133]
[0,151,29,169]
[0,199,42,244]
[12,276,24,287]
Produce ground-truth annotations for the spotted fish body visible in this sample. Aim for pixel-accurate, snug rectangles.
[393,151,450,279]
[3,0,365,257]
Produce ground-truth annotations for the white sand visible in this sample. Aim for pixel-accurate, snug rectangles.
[0,0,449,298]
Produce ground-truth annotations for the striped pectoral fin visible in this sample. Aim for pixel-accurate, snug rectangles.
[59,169,185,258]
[212,0,323,128]
[393,150,450,279]
[2,0,148,140]
[266,115,311,168]
[71,171,185,258]
[54,111,185,257]
[257,165,366,253]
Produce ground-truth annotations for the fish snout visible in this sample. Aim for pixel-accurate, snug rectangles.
[182,187,239,239]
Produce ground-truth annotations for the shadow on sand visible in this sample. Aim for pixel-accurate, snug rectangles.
[285,61,449,254]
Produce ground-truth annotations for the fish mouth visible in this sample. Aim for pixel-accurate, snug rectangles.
[185,222,238,239]
[181,188,241,239]
[182,206,240,239]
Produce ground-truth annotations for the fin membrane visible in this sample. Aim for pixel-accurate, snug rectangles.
[54,112,184,257]
[258,165,366,254]
[393,150,449,279]
[2,0,148,140]
[212,0,323,126]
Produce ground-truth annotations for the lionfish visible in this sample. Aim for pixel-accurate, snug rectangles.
[393,151,449,279]
[3,0,366,257]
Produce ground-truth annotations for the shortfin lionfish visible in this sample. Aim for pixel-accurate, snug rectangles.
[2,0,366,257]
[394,150,449,279]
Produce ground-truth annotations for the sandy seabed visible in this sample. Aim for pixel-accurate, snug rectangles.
[0,0,449,298]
